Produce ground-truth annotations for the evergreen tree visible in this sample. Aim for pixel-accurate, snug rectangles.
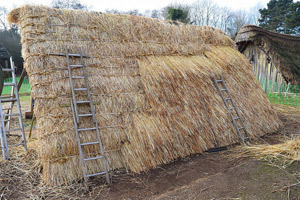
[167,7,190,24]
[285,2,300,34]
[0,28,23,74]
[259,0,300,34]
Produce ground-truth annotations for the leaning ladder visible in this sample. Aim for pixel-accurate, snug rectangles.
[213,77,251,144]
[0,57,27,159]
[65,48,110,185]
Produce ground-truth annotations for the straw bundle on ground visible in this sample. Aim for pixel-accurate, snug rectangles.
[8,5,281,185]
[239,136,300,168]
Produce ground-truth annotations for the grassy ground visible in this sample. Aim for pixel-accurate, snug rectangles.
[2,77,31,95]
[267,93,300,106]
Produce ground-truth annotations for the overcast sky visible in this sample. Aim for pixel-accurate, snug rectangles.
[1,0,270,12]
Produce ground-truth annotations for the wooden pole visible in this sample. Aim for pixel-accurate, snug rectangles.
[28,114,35,139]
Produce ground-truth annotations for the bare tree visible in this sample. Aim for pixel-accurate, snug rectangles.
[151,9,163,19]
[105,9,122,14]
[227,10,251,39]
[190,0,220,26]
[51,0,88,10]
[190,0,235,35]
[218,7,235,35]
[248,3,264,26]
[0,7,8,30]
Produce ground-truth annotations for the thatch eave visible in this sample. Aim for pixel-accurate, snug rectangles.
[235,25,300,85]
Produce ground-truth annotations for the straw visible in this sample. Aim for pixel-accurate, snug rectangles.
[8,5,282,185]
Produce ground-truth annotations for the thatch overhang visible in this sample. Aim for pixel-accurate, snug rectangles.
[235,25,300,85]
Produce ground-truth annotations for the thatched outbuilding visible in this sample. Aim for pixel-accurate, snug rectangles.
[8,6,281,185]
[235,25,300,85]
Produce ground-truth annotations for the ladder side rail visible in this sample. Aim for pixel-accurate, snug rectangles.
[229,100,250,139]
[222,96,245,142]
[4,69,27,127]
[6,84,14,130]
[10,58,27,150]
[213,78,246,143]
[0,101,9,159]
[213,79,230,110]
[79,50,110,184]
[0,128,7,159]
[66,48,80,123]
[221,81,251,141]
[70,98,88,183]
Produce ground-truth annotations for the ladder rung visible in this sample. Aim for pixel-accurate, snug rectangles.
[229,107,235,110]
[0,95,15,99]
[233,117,240,120]
[0,98,17,102]
[76,100,90,104]
[2,68,13,72]
[78,127,96,131]
[8,143,24,147]
[6,128,22,132]
[54,53,89,57]
[67,53,82,57]
[86,171,106,177]
[4,83,15,86]
[81,141,100,146]
[72,76,85,79]
[74,88,88,91]
[78,113,93,117]
[220,89,227,91]
[238,127,245,130]
[84,156,103,161]
[216,80,223,83]
[70,64,84,67]
[225,98,231,101]
[3,113,19,117]
[1,95,13,98]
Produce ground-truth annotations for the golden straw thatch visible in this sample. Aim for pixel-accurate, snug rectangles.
[8,5,281,185]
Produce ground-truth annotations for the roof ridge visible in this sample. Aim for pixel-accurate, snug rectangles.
[236,25,300,42]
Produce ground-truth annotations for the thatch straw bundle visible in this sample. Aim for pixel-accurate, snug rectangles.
[8,5,281,185]
[240,136,300,168]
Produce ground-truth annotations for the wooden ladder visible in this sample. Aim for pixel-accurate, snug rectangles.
[213,77,251,144]
[0,57,27,159]
[65,47,110,187]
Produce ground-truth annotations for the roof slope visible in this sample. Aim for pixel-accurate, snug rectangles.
[8,6,281,185]
[235,25,300,84]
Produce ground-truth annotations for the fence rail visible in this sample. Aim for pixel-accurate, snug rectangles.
[258,77,300,106]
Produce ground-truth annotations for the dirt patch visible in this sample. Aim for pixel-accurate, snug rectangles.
[1,102,300,199]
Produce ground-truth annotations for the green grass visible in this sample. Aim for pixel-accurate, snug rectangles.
[266,93,300,106]
[259,77,300,106]
[2,77,31,95]
[19,95,31,102]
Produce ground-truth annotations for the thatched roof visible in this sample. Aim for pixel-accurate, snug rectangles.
[8,6,281,185]
[235,25,300,85]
